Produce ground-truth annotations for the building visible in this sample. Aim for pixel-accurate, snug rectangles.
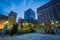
[37,0,60,23]
[8,11,17,29]
[18,17,24,28]
[0,14,8,29]
[18,17,24,23]
[24,8,36,23]
[0,11,17,29]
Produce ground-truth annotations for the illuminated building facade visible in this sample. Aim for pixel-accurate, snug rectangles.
[0,14,8,29]
[0,11,17,29]
[8,11,17,29]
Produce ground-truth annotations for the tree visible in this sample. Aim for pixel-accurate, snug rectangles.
[18,17,24,28]
[10,23,19,36]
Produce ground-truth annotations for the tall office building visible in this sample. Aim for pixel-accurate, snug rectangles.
[37,0,60,23]
[24,8,36,23]
[8,11,17,29]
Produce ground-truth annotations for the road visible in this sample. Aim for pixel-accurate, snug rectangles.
[0,33,60,40]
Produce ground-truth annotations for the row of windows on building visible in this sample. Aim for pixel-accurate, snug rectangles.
[37,0,60,23]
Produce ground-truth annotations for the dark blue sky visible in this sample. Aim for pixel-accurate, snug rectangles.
[0,0,51,21]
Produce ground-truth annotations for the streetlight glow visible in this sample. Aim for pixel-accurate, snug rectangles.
[51,22,54,25]
[42,23,44,25]
[4,21,8,24]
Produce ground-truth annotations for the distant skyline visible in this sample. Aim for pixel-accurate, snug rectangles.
[0,0,51,21]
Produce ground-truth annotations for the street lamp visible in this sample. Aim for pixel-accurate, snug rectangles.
[22,23,24,26]
[42,23,44,26]
[51,22,54,25]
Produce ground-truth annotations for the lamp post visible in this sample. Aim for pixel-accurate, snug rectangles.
[42,23,44,26]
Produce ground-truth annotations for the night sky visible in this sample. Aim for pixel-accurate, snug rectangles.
[0,0,51,21]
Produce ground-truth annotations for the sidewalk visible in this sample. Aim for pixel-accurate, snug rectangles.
[0,33,60,40]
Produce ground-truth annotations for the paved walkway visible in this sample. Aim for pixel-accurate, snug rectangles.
[0,33,60,40]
